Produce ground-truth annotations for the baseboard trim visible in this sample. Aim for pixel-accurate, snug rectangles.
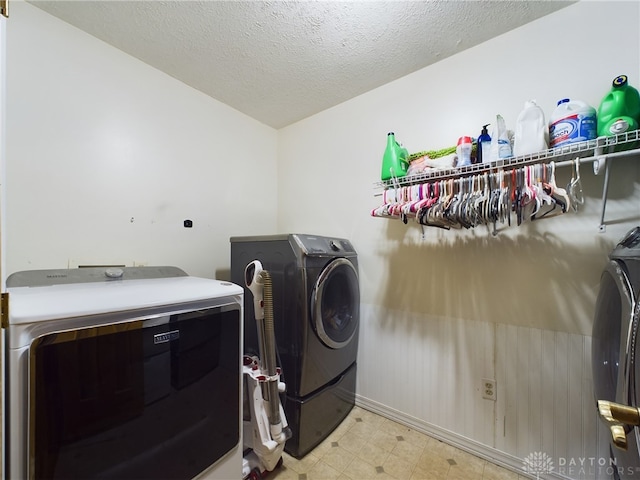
[355,395,573,480]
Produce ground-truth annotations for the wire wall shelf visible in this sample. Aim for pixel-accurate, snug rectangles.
[372,130,640,233]
[373,130,640,190]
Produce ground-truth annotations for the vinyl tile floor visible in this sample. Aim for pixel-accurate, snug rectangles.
[267,406,530,480]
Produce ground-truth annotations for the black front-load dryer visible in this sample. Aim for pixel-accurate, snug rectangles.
[230,234,359,458]
[592,226,640,478]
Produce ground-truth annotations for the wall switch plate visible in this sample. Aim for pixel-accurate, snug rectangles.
[482,378,496,401]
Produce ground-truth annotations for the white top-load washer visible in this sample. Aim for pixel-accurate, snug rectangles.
[4,266,243,480]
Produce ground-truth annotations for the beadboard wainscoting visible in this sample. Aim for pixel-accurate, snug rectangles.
[356,304,609,480]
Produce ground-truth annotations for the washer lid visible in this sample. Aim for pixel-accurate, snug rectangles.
[7,276,243,325]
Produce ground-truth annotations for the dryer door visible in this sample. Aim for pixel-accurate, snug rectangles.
[312,258,359,349]
[592,260,634,405]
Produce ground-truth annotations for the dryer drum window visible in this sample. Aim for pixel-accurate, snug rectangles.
[312,258,360,349]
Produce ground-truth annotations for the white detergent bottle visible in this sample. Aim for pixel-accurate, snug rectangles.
[513,100,549,156]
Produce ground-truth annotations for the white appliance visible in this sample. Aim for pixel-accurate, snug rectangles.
[3,266,243,480]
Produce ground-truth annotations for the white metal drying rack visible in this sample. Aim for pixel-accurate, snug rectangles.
[373,130,640,232]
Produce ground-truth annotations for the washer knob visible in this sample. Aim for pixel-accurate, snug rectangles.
[329,240,340,251]
[105,268,124,279]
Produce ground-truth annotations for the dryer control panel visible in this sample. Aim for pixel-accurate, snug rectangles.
[619,226,640,249]
[292,234,356,256]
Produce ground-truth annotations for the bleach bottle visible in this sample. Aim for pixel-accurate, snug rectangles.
[597,75,640,137]
[549,98,597,148]
[381,132,409,181]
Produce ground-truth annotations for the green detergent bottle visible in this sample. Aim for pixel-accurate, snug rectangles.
[381,132,409,181]
[597,75,640,137]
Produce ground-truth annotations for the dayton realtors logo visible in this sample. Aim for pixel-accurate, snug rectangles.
[523,452,640,478]
[522,452,554,478]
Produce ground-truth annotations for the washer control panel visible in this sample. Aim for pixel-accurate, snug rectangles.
[6,266,188,288]
[619,226,640,249]
[293,234,356,256]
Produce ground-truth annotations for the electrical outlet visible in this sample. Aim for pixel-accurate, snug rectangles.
[482,378,496,401]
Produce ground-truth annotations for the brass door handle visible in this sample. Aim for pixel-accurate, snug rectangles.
[598,400,640,450]
[610,424,628,450]
[598,400,640,426]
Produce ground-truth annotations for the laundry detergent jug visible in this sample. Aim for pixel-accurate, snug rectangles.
[513,100,548,156]
[549,98,597,148]
[597,75,640,137]
[381,132,409,181]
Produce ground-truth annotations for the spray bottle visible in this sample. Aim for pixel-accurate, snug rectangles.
[489,115,512,162]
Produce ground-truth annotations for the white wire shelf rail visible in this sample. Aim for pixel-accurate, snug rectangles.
[374,130,640,189]
[372,130,640,232]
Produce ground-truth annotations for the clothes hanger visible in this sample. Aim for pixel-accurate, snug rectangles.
[519,165,538,223]
[568,157,584,212]
[548,161,571,213]
[533,162,569,220]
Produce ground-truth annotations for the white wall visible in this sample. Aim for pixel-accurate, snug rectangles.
[277,1,640,478]
[357,306,598,479]
[5,1,640,479]
[278,0,640,336]
[6,0,279,280]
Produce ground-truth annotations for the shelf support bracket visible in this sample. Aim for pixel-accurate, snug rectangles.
[598,156,611,233]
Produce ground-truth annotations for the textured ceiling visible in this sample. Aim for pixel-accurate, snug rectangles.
[27,0,575,129]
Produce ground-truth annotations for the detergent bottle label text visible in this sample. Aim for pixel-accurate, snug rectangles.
[550,114,597,148]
